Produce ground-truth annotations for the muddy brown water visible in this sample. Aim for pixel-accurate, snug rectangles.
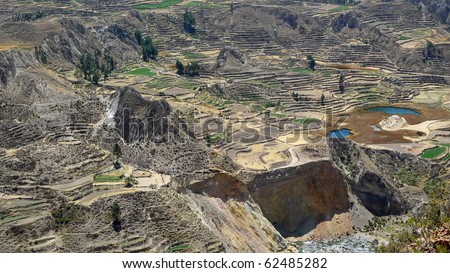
[328,103,450,144]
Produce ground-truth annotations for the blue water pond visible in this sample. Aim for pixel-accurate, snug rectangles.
[366,106,420,116]
[328,128,352,139]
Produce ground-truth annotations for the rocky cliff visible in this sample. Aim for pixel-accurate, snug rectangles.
[413,0,450,24]
[329,139,438,217]
[186,173,290,252]
[105,87,190,144]
[185,139,436,241]
[243,160,349,238]
[331,11,424,71]
[39,18,140,69]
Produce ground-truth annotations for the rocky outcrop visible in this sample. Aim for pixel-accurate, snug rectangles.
[105,87,190,144]
[186,138,438,240]
[329,139,437,216]
[331,12,360,33]
[0,50,38,88]
[39,19,140,69]
[103,87,212,177]
[186,173,290,252]
[214,47,248,72]
[419,75,448,84]
[242,161,349,237]
[379,115,408,130]
[188,172,249,201]
[331,10,425,71]
[414,0,450,24]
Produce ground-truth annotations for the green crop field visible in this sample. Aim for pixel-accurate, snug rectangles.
[134,0,182,10]
[421,146,447,159]
[206,133,223,144]
[443,153,450,162]
[126,68,157,77]
[168,244,190,253]
[94,174,124,183]
[329,6,351,13]
[183,51,208,59]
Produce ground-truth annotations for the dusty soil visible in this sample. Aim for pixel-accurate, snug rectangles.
[330,103,450,144]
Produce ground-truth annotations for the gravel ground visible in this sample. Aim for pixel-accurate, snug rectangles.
[298,233,378,253]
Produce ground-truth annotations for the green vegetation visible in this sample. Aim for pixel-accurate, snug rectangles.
[146,78,172,89]
[111,202,122,232]
[421,146,447,159]
[290,67,313,74]
[183,11,197,34]
[363,216,387,232]
[113,143,122,162]
[94,168,126,183]
[79,49,116,84]
[424,41,443,60]
[35,46,48,64]
[94,174,124,183]
[12,10,48,22]
[134,0,182,10]
[270,113,287,118]
[0,210,11,221]
[146,76,201,91]
[293,118,321,124]
[134,30,143,46]
[201,96,230,107]
[329,5,351,13]
[125,176,136,188]
[129,30,158,62]
[168,244,190,253]
[377,176,450,253]
[394,166,448,195]
[423,178,446,195]
[142,37,158,62]
[399,35,412,40]
[307,55,316,71]
[395,168,420,186]
[176,59,184,75]
[291,92,310,102]
[185,62,201,76]
[112,202,121,220]
[251,105,265,112]
[182,51,208,59]
[264,101,284,112]
[175,60,200,76]
[126,68,157,77]
[443,153,450,162]
[206,133,223,144]
[52,203,82,225]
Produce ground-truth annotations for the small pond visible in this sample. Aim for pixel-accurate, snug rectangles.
[370,125,381,132]
[366,106,420,116]
[328,128,352,139]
